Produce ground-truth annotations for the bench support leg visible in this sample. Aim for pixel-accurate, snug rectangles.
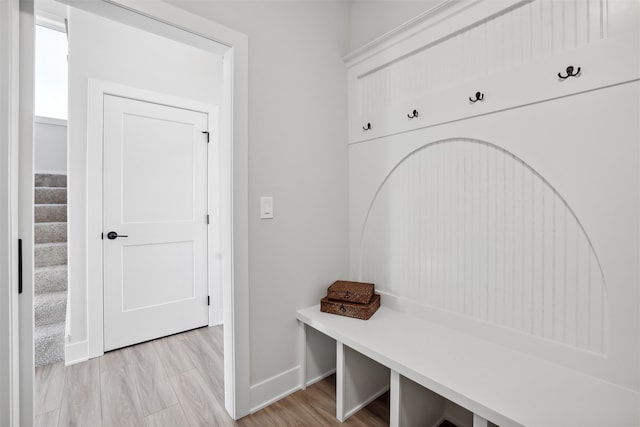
[473,413,489,427]
[336,341,346,422]
[390,371,401,427]
[297,320,307,390]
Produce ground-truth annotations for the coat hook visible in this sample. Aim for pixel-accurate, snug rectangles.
[363,122,371,131]
[407,109,419,119]
[558,65,581,80]
[469,91,484,103]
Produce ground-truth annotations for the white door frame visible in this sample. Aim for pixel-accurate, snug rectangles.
[88,82,219,353]
[17,2,35,426]
[1,1,31,426]
[75,2,250,419]
[2,0,251,424]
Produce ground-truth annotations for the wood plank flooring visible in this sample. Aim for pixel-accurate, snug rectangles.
[35,326,389,426]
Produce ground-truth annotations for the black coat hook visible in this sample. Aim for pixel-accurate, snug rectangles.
[469,91,484,103]
[407,109,419,119]
[558,65,581,79]
[363,122,371,131]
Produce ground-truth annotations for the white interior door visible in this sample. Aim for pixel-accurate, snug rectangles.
[103,94,209,351]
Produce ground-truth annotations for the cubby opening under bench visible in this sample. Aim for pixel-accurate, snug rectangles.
[296,305,639,427]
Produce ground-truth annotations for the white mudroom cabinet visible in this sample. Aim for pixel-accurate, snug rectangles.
[334,0,639,425]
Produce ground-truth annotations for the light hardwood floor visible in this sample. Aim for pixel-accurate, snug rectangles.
[35,326,389,426]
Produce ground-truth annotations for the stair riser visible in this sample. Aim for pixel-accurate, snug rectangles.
[35,295,67,327]
[35,187,67,204]
[35,267,67,294]
[34,244,67,268]
[35,205,67,223]
[35,222,67,244]
[35,174,67,188]
[34,325,65,367]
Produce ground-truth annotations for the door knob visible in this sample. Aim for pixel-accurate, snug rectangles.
[107,231,128,240]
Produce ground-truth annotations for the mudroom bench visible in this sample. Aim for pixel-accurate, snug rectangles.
[296,305,639,427]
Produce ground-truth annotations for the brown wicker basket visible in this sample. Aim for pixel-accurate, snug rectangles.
[327,280,374,304]
[320,294,380,320]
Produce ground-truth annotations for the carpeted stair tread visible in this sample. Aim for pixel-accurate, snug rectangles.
[35,204,67,223]
[34,291,67,327]
[34,242,67,268]
[35,174,67,188]
[35,187,67,204]
[34,174,68,367]
[34,322,65,367]
[35,265,68,294]
[34,222,67,244]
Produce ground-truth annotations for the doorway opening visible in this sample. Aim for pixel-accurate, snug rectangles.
[33,17,69,370]
[27,0,250,422]
[33,8,71,424]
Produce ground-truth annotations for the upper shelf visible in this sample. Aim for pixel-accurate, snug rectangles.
[346,0,640,144]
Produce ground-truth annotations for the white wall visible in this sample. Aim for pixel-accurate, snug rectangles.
[163,0,457,410]
[34,117,66,174]
[165,0,350,409]
[347,0,444,52]
[67,8,223,352]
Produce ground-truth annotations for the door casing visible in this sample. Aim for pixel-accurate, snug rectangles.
[19,1,35,426]
[0,1,20,424]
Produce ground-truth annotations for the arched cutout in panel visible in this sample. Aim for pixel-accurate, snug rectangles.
[359,138,608,355]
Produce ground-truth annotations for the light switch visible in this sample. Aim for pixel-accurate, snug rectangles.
[260,196,273,219]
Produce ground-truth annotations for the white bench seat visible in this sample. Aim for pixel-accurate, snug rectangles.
[297,305,639,427]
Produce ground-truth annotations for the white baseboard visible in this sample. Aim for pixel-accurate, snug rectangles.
[306,368,335,388]
[65,340,88,366]
[250,368,337,414]
[430,415,447,427]
[208,317,223,327]
[344,385,390,420]
[34,169,67,175]
[250,365,302,413]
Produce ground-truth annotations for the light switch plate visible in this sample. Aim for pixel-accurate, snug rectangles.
[260,196,273,219]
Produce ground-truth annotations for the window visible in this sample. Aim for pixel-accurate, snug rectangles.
[35,24,67,120]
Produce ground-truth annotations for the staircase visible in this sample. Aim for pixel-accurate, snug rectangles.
[34,173,67,367]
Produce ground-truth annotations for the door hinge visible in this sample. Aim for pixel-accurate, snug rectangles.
[202,131,210,143]
[101,232,104,240]
[207,296,210,306]
[206,214,210,225]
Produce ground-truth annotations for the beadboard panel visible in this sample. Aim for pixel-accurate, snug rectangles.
[349,81,639,389]
[348,0,639,144]
[358,138,607,355]
[358,0,619,116]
